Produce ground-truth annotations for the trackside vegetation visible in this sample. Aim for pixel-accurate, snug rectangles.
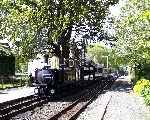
[134,79,150,105]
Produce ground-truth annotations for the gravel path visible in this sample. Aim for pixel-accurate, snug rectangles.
[77,76,150,120]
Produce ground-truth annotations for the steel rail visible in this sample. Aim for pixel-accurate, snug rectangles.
[48,80,112,120]
[0,95,48,120]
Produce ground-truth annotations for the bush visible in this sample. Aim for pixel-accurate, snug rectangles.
[133,79,150,95]
[141,86,150,105]
[133,79,150,105]
[144,95,150,105]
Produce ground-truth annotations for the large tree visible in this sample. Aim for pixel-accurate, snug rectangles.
[87,43,108,64]
[110,0,150,78]
[87,43,124,69]
[0,0,118,62]
[109,0,150,65]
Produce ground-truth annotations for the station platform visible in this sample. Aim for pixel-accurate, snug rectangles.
[0,87,35,103]
[0,76,103,104]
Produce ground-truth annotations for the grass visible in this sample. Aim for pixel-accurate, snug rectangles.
[0,79,28,89]
[0,75,30,90]
[0,83,20,89]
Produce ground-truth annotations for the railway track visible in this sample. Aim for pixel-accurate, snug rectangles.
[48,80,111,120]
[0,77,114,120]
[0,95,48,120]
[0,82,93,120]
[0,82,97,120]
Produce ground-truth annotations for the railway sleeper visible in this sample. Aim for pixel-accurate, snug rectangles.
[0,95,34,109]
[0,97,40,115]
[0,98,48,120]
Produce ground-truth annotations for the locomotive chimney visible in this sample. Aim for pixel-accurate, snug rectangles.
[44,54,49,64]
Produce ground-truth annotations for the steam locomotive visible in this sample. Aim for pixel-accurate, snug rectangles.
[29,54,104,96]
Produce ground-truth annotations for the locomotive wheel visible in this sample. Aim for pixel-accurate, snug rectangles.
[34,87,39,95]
[34,86,47,96]
[50,89,55,94]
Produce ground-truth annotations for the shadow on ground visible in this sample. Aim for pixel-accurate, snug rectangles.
[109,78,133,93]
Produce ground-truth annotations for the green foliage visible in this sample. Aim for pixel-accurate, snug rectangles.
[141,85,150,105]
[87,43,125,69]
[133,79,150,95]
[133,79,150,105]
[0,44,12,56]
[111,0,150,67]
[87,43,108,64]
[0,84,14,89]
[135,63,150,80]
[141,86,150,105]
[0,0,118,62]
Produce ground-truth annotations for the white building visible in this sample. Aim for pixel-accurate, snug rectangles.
[28,54,46,77]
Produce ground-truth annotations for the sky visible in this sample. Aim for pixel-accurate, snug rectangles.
[109,0,127,17]
[104,0,127,36]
